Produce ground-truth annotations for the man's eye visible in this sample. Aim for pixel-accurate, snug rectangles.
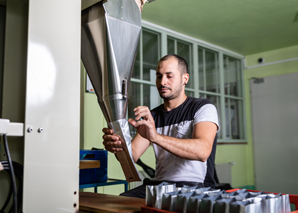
[156,76,162,79]
[168,75,173,78]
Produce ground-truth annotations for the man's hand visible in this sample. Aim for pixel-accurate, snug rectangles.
[128,106,159,142]
[102,128,124,153]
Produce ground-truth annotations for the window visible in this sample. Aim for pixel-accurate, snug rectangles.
[167,37,194,96]
[197,47,223,138]
[129,29,162,137]
[128,23,245,142]
[198,48,220,93]
[223,56,244,140]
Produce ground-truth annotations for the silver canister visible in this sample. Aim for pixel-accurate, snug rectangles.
[81,0,142,182]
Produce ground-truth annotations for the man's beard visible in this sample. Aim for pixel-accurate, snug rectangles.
[158,84,183,101]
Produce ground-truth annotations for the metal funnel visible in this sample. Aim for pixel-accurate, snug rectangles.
[81,0,141,182]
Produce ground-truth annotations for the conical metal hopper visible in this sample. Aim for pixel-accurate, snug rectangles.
[81,0,141,182]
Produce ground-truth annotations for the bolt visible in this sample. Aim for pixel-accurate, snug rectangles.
[27,127,33,133]
[38,127,43,133]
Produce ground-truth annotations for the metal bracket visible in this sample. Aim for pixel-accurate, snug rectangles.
[252,77,264,84]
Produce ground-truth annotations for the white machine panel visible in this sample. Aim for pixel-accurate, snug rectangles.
[0,119,9,134]
[23,0,81,212]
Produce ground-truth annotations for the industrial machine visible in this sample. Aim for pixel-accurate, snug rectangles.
[0,0,146,212]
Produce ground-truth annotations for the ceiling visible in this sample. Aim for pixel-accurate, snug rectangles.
[1,0,297,56]
[141,0,298,56]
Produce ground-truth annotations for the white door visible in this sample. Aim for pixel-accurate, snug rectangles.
[250,72,298,195]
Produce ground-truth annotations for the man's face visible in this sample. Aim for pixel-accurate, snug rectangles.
[156,57,187,100]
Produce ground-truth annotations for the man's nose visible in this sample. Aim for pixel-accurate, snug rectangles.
[160,76,167,85]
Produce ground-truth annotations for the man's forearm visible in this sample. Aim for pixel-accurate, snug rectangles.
[152,134,213,162]
[131,133,151,163]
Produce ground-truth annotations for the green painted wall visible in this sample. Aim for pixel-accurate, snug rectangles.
[245,45,298,67]
[215,145,252,188]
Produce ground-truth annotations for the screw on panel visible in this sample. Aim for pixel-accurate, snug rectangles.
[27,127,33,133]
[38,128,43,133]
[73,203,77,208]
[74,191,77,195]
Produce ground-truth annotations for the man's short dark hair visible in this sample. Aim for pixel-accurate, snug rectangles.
[157,54,188,74]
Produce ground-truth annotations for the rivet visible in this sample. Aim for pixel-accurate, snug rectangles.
[27,127,33,133]
[38,127,43,133]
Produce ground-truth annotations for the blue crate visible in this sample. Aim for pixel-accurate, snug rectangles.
[79,149,108,184]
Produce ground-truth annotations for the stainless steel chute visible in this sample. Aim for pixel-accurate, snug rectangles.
[81,0,141,182]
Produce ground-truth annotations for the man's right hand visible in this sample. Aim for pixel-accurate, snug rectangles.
[102,128,124,153]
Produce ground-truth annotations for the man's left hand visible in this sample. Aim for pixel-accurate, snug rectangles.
[128,106,159,142]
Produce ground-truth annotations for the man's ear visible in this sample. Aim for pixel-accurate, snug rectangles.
[183,73,189,85]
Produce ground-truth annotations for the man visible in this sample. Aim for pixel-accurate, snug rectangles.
[102,54,219,198]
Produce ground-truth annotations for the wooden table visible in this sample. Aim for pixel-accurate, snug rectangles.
[79,192,145,213]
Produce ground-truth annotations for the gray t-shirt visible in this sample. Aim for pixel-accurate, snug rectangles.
[150,97,219,184]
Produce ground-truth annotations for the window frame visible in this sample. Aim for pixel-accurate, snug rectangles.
[130,20,246,143]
